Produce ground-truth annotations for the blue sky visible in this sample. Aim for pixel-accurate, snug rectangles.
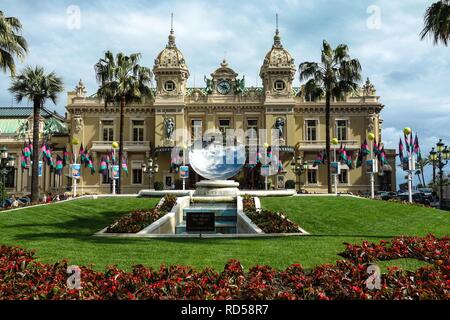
[1,0,449,187]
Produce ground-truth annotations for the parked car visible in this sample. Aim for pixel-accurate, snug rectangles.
[381,192,397,201]
[397,192,431,205]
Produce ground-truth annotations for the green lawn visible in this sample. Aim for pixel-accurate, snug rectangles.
[0,196,448,272]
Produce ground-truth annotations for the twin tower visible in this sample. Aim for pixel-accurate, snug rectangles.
[152,20,297,103]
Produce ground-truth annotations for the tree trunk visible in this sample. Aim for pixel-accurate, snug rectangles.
[325,91,332,193]
[420,163,426,187]
[118,96,125,194]
[31,99,41,202]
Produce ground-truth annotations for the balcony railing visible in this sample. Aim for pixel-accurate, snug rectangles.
[91,141,150,152]
[299,140,359,150]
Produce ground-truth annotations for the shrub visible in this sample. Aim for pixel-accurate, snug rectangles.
[285,180,296,189]
[106,194,177,233]
[174,179,183,190]
[154,181,164,191]
[242,195,300,233]
[0,235,448,300]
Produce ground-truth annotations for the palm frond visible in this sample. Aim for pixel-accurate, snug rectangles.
[420,0,450,46]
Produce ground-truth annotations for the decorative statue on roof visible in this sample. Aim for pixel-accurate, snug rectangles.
[235,76,245,95]
[204,76,213,95]
[362,77,376,96]
[274,117,285,139]
[164,117,175,140]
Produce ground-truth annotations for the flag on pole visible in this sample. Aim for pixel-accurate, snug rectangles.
[21,152,27,170]
[404,133,410,153]
[63,145,70,166]
[361,139,370,157]
[339,145,348,163]
[79,144,85,164]
[356,150,363,168]
[99,156,108,176]
[373,139,380,156]
[55,155,63,175]
[28,139,33,157]
[346,148,354,169]
[409,130,414,152]
[313,150,324,167]
[23,141,31,158]
[379,147,388,165]
[121,155,128,175]
[398,138,404,162]
[414,134,422,161]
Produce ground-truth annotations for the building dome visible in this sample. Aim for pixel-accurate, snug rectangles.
[154,29,188,70]
[261,30,295,69]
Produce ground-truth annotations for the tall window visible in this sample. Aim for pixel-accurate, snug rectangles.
[132,120,145,142]
[101,170,110,184]
[219,119,231,145]
[132,162,143,185]
[191,119,202,142]
[5,169,15,188]
[102,120,114,141]
[339,169,348,184]
[247,119,258,143]
[307,170,317,184]
[336,120,348,141]
[306,120,318,141]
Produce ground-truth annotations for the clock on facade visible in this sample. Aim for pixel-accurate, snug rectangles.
[217,80,231,94]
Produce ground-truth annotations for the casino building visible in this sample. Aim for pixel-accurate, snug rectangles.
[1,25,396,195]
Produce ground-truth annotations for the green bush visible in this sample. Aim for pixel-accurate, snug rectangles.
[153,181,164,190]
[285,180,296,189]
[174,179,183,190]
[0,182,7,202]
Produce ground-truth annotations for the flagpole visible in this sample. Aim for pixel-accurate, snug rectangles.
[367,133,375,199]
[332,138,338,195]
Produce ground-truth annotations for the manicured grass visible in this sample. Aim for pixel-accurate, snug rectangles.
[260,196,449,237]
[0,196,448,271]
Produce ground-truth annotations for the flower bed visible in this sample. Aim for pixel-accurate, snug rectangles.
[242,195,301,233]
[0,235,448,300]
[106,194,177,233]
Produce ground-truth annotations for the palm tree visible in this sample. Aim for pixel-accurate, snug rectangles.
[94,51,152,193]
[9,66,64,202]
[0,10,28,75]
[417,157,430,186]
[299,40,362,193]
[420,0,450,46]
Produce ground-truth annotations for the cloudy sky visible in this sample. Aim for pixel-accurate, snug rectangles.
[1,0,449,186]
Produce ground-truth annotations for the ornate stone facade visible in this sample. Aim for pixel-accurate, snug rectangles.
[64,26,396,194]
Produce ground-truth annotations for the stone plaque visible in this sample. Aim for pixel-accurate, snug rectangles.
[186,211,215,233]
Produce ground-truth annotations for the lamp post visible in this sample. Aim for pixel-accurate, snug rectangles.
[142,157,159,189]
[367,133,376,199]
[291,156,308,193]
[263,142,270,191]
[0,146,15,202]
[111,142,119,195]
[430,139,449,209]
[182,144,187,191]
[331,138,339,195]
[401,128,415,203]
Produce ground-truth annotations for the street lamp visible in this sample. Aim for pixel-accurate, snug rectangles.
[432,139,449,209]
[0,145,15,202]
[111,142,119,195]
[142,157,159,189]
[291,156,308,193]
